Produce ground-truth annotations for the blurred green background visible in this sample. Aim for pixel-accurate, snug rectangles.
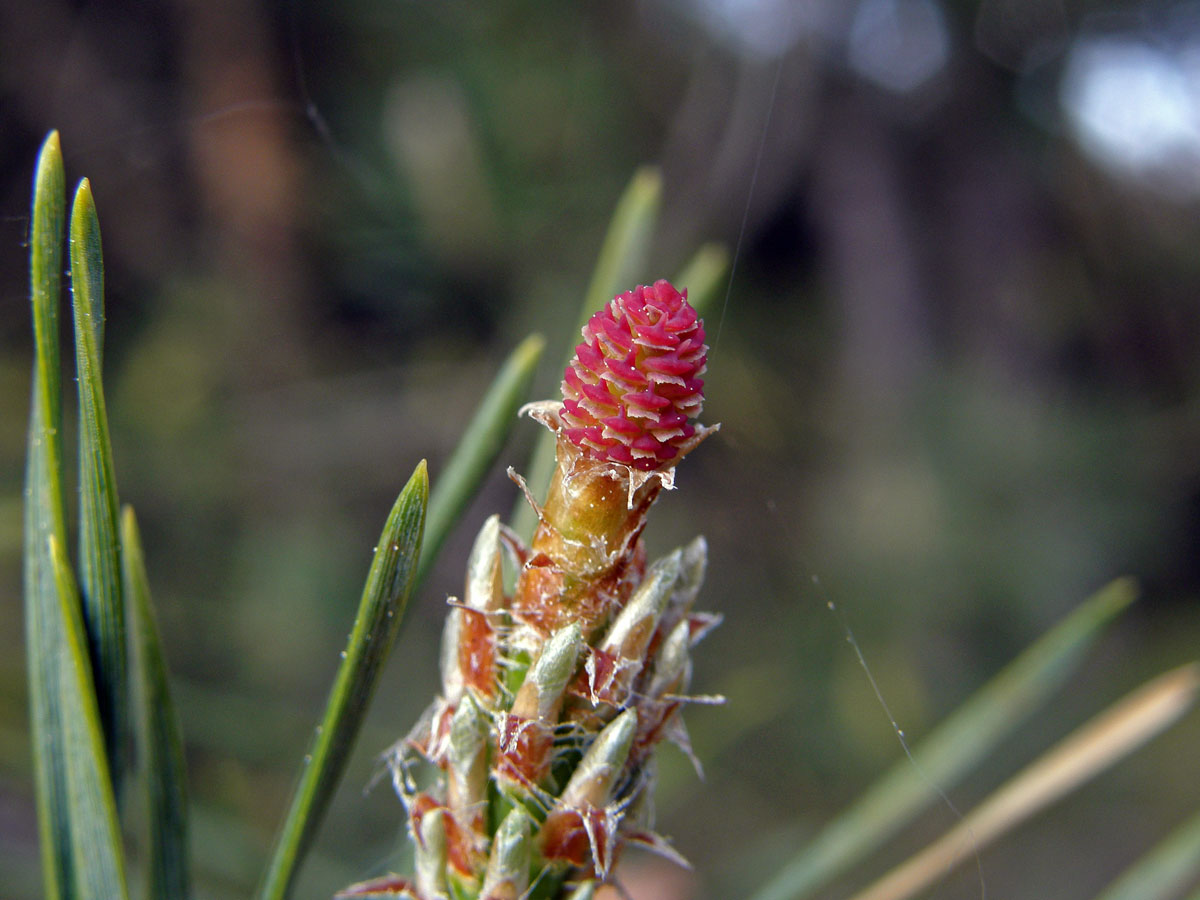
[2,2,1200,898]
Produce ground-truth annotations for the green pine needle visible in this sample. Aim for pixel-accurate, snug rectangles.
[24,129,72,900]
[674,242,730,318]
[124,506,191,900]
[843,662,1198,900]
[1093,806,1200,900]
[748,578,1138,900]
[256,461,429,900]
[70,178,129,793]
[418,332,545,589]
[49,534,131,900]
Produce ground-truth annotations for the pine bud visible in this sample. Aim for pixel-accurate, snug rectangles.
[479,807,532,900]
[511,622,585,722]
[541,710,639,879]
[576,552,681,712]
[601,551,680,665]
[446,694,489,832]
[465,514,504,611]
[444,514,507,703]
[563,708,637,809]
[414,807,448,900]
[438,612,465,706]
[676,535,708,610]
[646,618,692,701]
[500,623,585,794]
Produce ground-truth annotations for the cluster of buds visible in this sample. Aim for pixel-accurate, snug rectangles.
[341,281,719,899]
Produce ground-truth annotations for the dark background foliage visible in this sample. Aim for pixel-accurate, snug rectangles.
[2,1,1199,898]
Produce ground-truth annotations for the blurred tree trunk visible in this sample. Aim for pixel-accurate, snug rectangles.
[176,0,310,389]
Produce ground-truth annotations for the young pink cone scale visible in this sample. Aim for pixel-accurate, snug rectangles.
[561,280,707,471]
[348,283,720,900]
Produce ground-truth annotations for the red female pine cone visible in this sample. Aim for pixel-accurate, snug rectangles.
[561,279,707,470]
[511,280,714,638]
